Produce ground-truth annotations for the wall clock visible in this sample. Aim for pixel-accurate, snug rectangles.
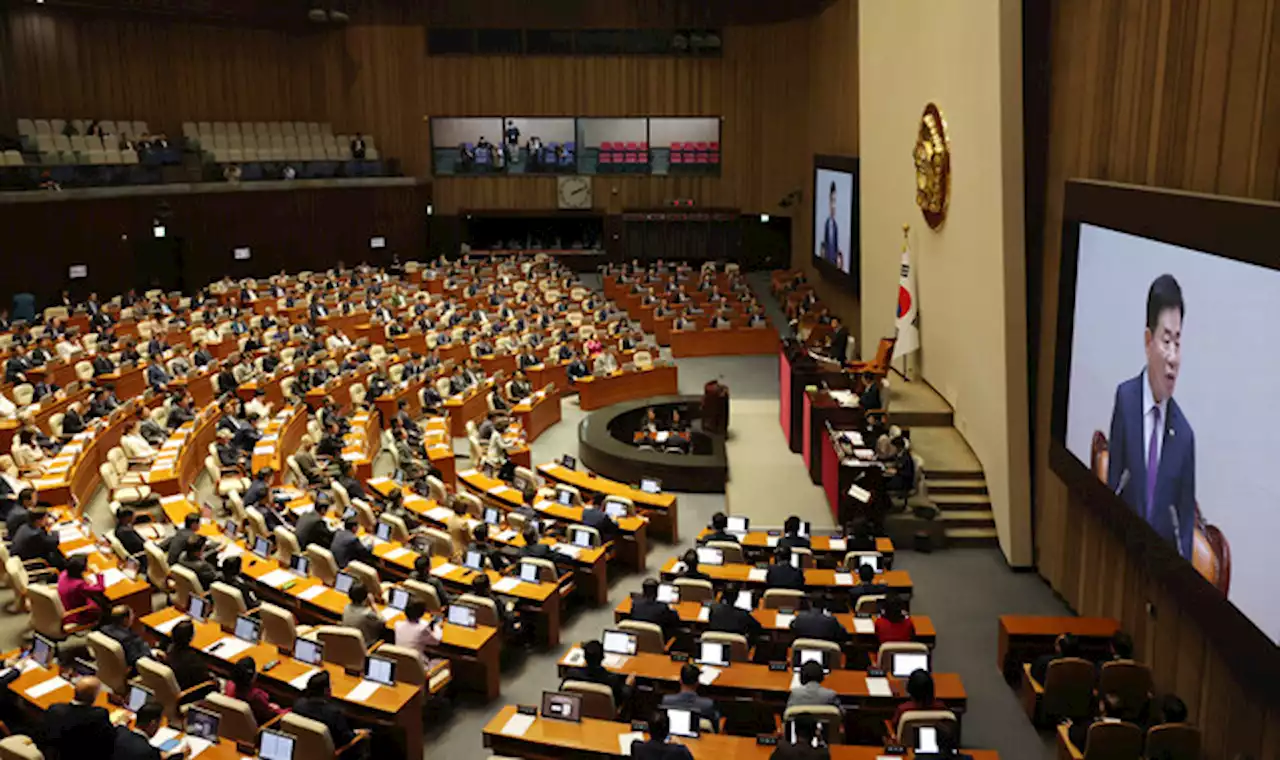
[913,102,950,230]
[557,176,593,210]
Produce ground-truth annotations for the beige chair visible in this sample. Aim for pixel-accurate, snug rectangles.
[209,581,251,629]
[425,475,449,504]
[569,524,603,548]
[206,454,249,496]
[143,542,174,595]
[29,584,96,641]
[1022,657,1096,725]
[456,491,484,518]
[350,500,377,533]
[790,546,815,568]
[275,527,303,564]
[345,561,383,602]
[380,514,412,543]
[137,657,216,722]
[305,545,340,586]
[456,594,500,627]
[1143,724,1200,760]
[895,709,958,747]
[792,638,844,669]
[843,550,885,571]
[762,589,805,610]
[1057,720,1144,760]
[330,480,351,509]
[519,557,558,584]
[419,528,454,559]
[601,494,636,517]
[854,594,885,615]
[402,579,443,613]
[0,735,44,760]
[169,565,204,609]
[86,631,131,695]
[700,631,750,663]
[561,680,616,720]
[783,705,843,744]
[260,603,314,650]
[618,620,667,653]
[1099,660,1153,711]
[244,508,271,543]
[705,540,743,564]
[279,711,369,758]
[673,578,714,603]
[313,626,369,672]
[201,691,285,745]
[876,641,928,673]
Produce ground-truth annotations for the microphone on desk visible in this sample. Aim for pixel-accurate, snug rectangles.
[1113,469,1130,497]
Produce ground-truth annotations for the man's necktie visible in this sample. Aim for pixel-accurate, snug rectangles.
[1145,406,1161,520]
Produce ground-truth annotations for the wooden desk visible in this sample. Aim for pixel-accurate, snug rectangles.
[53,513,153,622]
[612,598,936,651]
[538,462,679,543]
[512,387,562,443]
[251,407,308,486]
[458,468,649,573]
[576,365,679,412]
[527,360,569,393]
[305,366,374,413]
[670,326,778,358]
[444,382,493,437]
[694,531,895,568]
[658,558,913,596]
[141,608,428,759]
[482,706,998,760]
[997,615,1120,683]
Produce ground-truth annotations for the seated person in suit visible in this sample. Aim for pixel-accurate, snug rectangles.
[163,513,202,564]
[44,677,117,760]
[112,507,147,565]
[874,594,915,644]
[699,512,740,544]
[241,467,273,509]
[626,578,680,638]
[409,555,453,606]
[60,401,87,437]
[708,581,763,639]
[508,369,534,400]
[778,515,811,551]
[659,664,721,731]
[467,523,511,572]
[847,562,888,604]
[519,526,557,565]
[1030,632,1081,686]
[219,555,260,610]
[892,670,946,727]
[631,712,694,760]
[99,605,160,669]
[790,599,850,646]
[292,435,328,485]
[13,508,64,570]
[592,349,620,376]
[178,535,217,589]
[342,584,386,647]
[1066,691,1135,751]
[293,672,357,749]
[769,715,830,760]
[859,372,884,410]
[331,516,374,568]
[57,555,106,625]
[579,499,621,543]
[884,436,915,495]
[844,518,878,551]
[562,639,633,710]
[766,548,806,591]
[165,619,213,691]
[674,548,709,581]
[226,657,285,728]
[787,661,843,714]
[566,352,590,383]
[115,697,187,760]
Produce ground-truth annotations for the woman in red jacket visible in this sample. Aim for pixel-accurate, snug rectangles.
[873,594,916,644]
[226,657,286,725]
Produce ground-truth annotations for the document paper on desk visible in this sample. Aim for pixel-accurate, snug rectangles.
[154,615,188,634]
[828,538,847,551]
[698,665,722,685]
[775,613,796,628]
[865,676,893,697]
[258,569,295,588]
[853,617,875,634]
[344,680,380,703]
[618,731,645,756]
[501,713,535,738]
[432,562,459,577]
[289,668,320,689]
[834,573,854,586]
[697,606,710,622]
[747,568,767,582]
[492,577,521,593]
[25,676,70,699]
[297,585,327,601]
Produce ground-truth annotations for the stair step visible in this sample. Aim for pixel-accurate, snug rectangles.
[945,526,1001,547]
[932,493,992,509]
[926,478,989,495]
[925,468,986,481]
[939,509,994,522]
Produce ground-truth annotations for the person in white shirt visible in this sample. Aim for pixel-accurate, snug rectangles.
[11,430,47,473]
[244,391,272,422]
[120,422,157,461]
[54,335,81,360]
[392,598,442,664]
[592,350,619,376]
[0,392,16,419]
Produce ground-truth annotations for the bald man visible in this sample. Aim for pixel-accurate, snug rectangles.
[43,676,115,757]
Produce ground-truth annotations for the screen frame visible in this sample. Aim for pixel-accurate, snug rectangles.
[1049,179,1280,683]
[811,154,862,293]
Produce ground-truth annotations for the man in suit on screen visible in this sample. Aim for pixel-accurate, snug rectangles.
[819,181,844,269]
[1106,274,1196,560]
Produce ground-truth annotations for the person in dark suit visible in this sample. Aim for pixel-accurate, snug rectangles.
[627,579,681,638]
[163,514,201,564]
[674,548,709,581]
[218,555,260,610]
[43,677,116,760]
[331,517,373,568]
[818,181,844,269]
[293,671,356,748]
[562,640,631,710]
[112,508,147,562]
[466,524,511,572]
[766,549,806,591]
[241,468,273,509]
[778,516,811,552]
[144,361,171,392]
[91,352,116,376]
[846,562,888,604]
[1030,632,1081,686]
[519,526,557,563]
[580,502,620,543]
[165,619,212,691]
[60,402,87,437]
[768,715,830,760]
[1105,274,1196,560]
[827,316,850,364]
[166,396,195,430]
[790,601,851,646]
[659,664,721,731]
[859,372,883,410]
[566,353,590,383]
[707,582,763,639]
[296,500,336,549]
[699,512,739,545]
[630,712,694,760]
[14,509,64,570]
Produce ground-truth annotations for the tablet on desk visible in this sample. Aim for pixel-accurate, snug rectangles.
[604,502,628,519]
[656,583,680,604]
[258,728,296,760]
[30,633,55,669]
[916,725,940,753]
[463,549,485,570]
[726,516,749,534]
[695,547,724,566]
[734,589,754,612]
[386,586,410,611]
[541,691,582,722]
[556,489,574,506]
[853,554,881,573]
[892,652,931,678]
[602,629,638,656]
[334,572,356,593]
[697,641,729,667]
[447,604,478,629]
[665,707,699,738]
[570,528,593,548]
[187,595,209,623]
[519,562,542,583]
[560,455,576,470]
[126,684,153,713]
[293,637,324,665]
[374,521,392,541]
[251,536,271,559]
[234,615,261,643]
[289,554,310,575]
[793,647,832,673]
[639,477,661,494]
[483,507,501,525]
[184,705,220,740]
[364,655,396,686]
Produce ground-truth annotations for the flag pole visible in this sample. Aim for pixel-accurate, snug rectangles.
[897,224,912,382]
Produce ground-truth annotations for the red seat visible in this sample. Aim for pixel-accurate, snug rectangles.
[670,142,683,153]
[710,152,720,164]
[612,152,625,163]
[625,154,638,164]
[709,142,720,152]
[601,141,614,151]
[696,154,708,164]
[625,141,638,151]
[695,141,709,151]
[671,152,684,164]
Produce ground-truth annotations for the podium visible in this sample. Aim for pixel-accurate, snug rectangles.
[778,338,845,453]
[820,423,890,527]
[701,380,730,434]
[803,388,868,484]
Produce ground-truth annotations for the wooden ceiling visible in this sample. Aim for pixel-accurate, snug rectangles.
[28,0,835,27]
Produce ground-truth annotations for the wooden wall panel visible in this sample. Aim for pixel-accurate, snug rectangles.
[1034,1,1280,755]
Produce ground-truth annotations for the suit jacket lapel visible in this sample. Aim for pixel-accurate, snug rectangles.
[1128,376,1147,506]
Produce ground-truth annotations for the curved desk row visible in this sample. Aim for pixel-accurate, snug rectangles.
[537,462,678,543]
[668,325,779,357]
[575,364,679,411]
[658,557,913,596]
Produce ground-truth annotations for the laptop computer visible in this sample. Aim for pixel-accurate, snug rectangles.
[447,604,478,629]
[234,615,261,643]
[656,583,680,604]
[602,629,638,657]
[293,637,324,666]
[258,728,296,760]
[695,547,724,566]
[540,691,582,722]
[184,706,220,741]
[697,641,729,667]
[187,595,209,623]
[386,586,410,611]
[665,707,700,738]
[639,477,661,494]
[726,516,749,534]
[363,656,396,686]
[334,572,355,593]
[892,652,931,678]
